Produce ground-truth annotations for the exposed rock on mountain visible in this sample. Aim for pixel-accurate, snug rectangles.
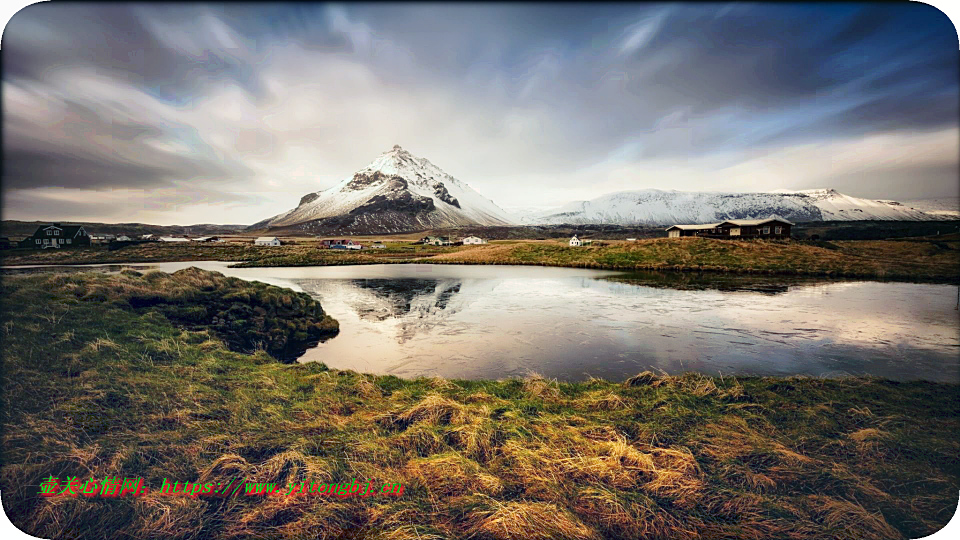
[252,146,514,233]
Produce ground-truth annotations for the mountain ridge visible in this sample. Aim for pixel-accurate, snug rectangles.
[515,188,944,225]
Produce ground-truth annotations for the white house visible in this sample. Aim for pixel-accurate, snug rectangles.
[370,242,386,249]
[158,236,190,243]
[462,236,487,245]
[569,236,582,247]
[421,236,453,246]
[115,235,132,242]
[255,237,282,246]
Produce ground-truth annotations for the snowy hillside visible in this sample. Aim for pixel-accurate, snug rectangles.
[521,188,944,225]
[252,145,515,233]
[899,197,960,218]
[795,189,941,221]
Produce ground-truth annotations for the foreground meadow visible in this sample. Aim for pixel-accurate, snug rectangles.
[1,269,958,539]
[2,236,959,282]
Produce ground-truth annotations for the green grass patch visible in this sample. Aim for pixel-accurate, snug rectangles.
[0,269,957,539]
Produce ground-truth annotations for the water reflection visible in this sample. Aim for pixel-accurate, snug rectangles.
[5,261,958,383]
[297,278,472,344]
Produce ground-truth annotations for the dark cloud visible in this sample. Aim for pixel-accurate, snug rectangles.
[1,3,957,223]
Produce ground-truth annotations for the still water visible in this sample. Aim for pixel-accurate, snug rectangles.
[6,262,959,382]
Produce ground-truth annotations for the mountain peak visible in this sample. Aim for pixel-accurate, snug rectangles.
[253,146,515,232]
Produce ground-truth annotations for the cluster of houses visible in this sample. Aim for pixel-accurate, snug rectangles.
[5,223,238,250]
[145,235,225,243]
[316,238,386,250]
[420,236,487,246]
[7,216,792,252]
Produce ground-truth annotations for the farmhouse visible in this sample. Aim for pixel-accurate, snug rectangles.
[569,236,581,247]
[18,223,91,249]
[462,236,487,245]
[666,216,793,239]
[90,234,116,244]
[422,236,453,246]
[319,239,356,249]
[255,237,282,246]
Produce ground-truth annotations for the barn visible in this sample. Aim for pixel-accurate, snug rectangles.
[666,216,793,240]
[255,237,282,246]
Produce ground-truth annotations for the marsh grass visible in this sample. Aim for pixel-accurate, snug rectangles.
[1,269,957,539]
[3,236,958,282]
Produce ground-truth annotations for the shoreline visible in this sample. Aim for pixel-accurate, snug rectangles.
[2,267,958,539]
[4,256,959,286]
[1,236,958,283]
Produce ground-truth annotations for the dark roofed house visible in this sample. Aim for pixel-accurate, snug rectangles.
[319,239,356,249]
[18,223,92,249]
[666,216,793,240]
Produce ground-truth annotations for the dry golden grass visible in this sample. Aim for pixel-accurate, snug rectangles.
[2,269,958,539]
[464,497,600,540]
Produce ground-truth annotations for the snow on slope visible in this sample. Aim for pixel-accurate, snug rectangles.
[795,189,940,221]
[522,188,943,225]
[255,146,514,232]
[898,197,960,218]
[523,189,823,225]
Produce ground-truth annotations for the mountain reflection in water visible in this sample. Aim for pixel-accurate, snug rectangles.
[5,262,957,383]
[296,278,469,344]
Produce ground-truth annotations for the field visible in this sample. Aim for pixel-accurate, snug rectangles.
[1,268,958,539]
[3,235,959,283]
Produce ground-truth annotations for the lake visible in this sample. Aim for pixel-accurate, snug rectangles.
[5,262,958,382]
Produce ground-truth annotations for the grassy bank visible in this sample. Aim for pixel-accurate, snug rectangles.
[3,236,959,282]
[1,268,957,539]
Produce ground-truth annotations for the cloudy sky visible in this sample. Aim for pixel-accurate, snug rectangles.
[3,3,958,225]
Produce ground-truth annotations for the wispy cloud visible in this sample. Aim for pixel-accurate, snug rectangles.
[2,3,956,224]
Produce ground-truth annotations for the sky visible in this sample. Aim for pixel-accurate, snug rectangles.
[2,3,958,225]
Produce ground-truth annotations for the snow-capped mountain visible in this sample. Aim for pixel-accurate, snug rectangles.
[519,188,944,225]
[251,145,515,233]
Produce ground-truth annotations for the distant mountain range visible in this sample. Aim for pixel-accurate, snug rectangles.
[250,145,514,234]
[8,147,954,236]
[248,147,952,232]
[513,188,946,226]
